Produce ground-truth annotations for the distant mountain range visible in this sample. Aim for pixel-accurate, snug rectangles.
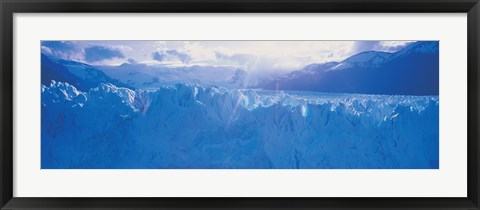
[41,54,133,91]
[42,41,439,96]
[97,63,239,88]
[263,41,439,95]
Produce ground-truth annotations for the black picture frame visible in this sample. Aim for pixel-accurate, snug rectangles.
[1,0,479,209]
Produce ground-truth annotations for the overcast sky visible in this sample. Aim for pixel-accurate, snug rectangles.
[41,40,414,72]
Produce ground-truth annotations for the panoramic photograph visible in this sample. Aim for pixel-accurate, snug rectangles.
[41,40,439,169]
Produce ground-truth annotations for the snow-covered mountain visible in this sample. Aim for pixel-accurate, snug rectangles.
[97,63,243,88]
[42,82,439,169]
[42,54,249,90]
[41,54,133,91]
[334,51,393,70]
[229,69,248,87]
[264,41,439,95]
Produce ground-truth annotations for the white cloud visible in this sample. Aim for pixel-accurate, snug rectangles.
[152,49,192,64]
[380,41,414,47]
[42,41,414,70]
[179,42,217,61]
[377,41,415,52]
[150,41,358,72]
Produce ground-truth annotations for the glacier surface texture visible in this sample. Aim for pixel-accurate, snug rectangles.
[42,82,439,169]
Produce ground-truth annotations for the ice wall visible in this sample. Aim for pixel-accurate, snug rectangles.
[41,82,439,169]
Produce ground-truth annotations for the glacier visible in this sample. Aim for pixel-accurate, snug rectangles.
[41,81,439,169]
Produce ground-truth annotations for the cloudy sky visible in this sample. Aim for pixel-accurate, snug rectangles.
[41,40,414,72]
